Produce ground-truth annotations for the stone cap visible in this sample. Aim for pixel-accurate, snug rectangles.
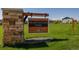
[2,8,23,13]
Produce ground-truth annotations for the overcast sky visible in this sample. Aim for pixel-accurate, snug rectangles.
[0,8,79,20]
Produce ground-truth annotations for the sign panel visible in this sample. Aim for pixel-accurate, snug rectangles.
[28,18,48,33]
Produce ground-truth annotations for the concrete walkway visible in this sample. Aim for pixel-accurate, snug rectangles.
[24,37,53,44]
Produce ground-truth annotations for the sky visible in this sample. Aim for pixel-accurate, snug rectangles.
[0,8,79,20]
[0,9,2,20]
[24,8,79,20]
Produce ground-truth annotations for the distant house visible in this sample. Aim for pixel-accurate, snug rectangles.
[62,17,72,23]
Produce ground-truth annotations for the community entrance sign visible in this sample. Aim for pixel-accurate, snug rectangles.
[2,8,49,46]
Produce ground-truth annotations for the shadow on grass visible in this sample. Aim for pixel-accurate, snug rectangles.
[4,38,68,49]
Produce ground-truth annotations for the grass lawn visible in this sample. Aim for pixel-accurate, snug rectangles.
[0,23,79,50]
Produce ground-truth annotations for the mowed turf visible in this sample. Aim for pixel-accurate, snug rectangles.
[0,23,79,50]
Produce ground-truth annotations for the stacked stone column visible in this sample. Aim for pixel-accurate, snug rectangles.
[2,8,24,46]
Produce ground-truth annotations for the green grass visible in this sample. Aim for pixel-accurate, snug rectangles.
[0,23,79,50]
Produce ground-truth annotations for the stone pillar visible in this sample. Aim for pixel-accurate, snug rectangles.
[2,8,24,46]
